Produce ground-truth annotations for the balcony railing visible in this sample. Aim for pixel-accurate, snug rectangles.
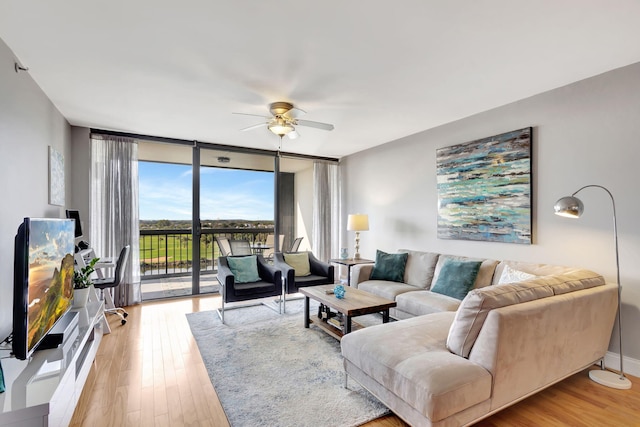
[140,228,274,279]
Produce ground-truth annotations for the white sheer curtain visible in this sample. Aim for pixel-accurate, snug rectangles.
[90,135,141,306]
[312,161,341,261]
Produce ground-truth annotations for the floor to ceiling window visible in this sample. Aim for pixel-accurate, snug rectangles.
[136,139,316,300]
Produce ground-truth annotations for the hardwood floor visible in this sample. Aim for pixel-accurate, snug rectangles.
[71,295,639,426]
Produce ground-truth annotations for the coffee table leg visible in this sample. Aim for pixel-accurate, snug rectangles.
[304,296,310,328]
[345,316,352,334]
[382,309,390,323]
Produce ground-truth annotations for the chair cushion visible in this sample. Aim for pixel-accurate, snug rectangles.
[284,252,311,276]
[370,250,408,283]
[430,259,482,300]
[227,255,260,283]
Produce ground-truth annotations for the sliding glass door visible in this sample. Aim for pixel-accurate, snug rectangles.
[193,146,276,294]
[137,139,316,300]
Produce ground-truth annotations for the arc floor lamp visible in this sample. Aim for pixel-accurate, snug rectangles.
[554,184,632,390]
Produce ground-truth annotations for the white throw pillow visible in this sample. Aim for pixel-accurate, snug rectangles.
[498,264,537,284]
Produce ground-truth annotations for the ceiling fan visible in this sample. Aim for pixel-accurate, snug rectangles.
[233,101,334,140]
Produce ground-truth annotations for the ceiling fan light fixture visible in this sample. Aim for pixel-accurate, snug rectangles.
[268,119,295,136]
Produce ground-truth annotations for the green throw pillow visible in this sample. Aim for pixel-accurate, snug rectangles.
[370,250,408,283]
[227,255,261,283]
[430,259,482,300]
[284,252,311,276]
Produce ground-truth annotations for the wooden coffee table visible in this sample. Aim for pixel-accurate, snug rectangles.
[299,284,396,339]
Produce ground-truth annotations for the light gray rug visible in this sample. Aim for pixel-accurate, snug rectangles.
[186,299,390,427]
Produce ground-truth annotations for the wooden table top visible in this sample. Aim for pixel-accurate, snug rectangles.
[299,284,396,317]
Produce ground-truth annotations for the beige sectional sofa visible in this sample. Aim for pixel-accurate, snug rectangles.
[341,250,619,426]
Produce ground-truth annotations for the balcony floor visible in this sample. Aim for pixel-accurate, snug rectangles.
[142,274,219,300]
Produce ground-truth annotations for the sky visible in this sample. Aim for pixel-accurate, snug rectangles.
[138,161,274,221]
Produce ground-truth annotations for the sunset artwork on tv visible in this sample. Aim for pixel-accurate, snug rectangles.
[13,218,75,359]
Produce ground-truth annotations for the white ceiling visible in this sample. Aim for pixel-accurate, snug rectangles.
[2,1,640,159]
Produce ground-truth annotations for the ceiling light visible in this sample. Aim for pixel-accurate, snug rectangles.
[268,118,295,136]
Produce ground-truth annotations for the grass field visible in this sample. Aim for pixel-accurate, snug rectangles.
[139,234,219,264]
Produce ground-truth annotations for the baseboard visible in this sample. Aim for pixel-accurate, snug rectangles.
[603,351,640,378]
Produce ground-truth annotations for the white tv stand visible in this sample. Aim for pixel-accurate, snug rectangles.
[0,296,105,427]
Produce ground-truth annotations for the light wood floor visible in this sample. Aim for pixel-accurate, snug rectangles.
[71,295,639,426]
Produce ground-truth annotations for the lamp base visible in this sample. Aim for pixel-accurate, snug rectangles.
[589,369,632,389]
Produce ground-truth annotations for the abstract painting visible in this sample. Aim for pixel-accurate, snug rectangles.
[436,127,532,244]
[49,146,65,206]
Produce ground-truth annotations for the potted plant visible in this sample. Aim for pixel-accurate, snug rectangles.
[73,257,99,308]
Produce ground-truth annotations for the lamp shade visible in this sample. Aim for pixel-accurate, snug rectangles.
[268,122,294,136]
[347,214,369,231]
[553,196,584,218]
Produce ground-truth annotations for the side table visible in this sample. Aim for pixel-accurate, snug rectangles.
[329,258,374,286]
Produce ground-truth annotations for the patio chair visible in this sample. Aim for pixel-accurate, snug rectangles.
[229,239,252,255]
[216,255,284,323]
[273,251,334,312]
[288,237,303,252]
[262,234,284,260]
[215,236,232,256]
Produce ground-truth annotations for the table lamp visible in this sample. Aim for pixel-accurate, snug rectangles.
[554,184,631,390]
[347,214,369,260]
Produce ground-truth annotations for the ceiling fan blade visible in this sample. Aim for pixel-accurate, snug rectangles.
[283,107,306,119]
[233,112,272,119]
[296,119,334,131]
[288,130,300,140]
[240,122,268,131]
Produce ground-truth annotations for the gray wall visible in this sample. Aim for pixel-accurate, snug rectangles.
[341,61,640,367]
[0,38,72,339]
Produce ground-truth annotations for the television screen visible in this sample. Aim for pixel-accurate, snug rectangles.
[65,209,83,238]
[13,218,75,360]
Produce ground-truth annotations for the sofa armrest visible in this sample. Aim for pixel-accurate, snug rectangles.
[351,263,374,288]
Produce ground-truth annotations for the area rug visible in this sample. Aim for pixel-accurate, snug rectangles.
[186,299,390,427]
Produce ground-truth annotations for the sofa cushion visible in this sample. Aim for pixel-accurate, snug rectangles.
[284,252,311,276]
[358,280,418,301]
[396,290,462,316]
[432,255,498,289]
[447,269,605,358]
[398,249,439,289]
[370,250,408,283]
[227,255,260,283]
[430,259,482,300]
[341,312,492,422]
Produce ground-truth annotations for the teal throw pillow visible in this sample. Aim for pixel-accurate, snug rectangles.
[370,250,408,283]
[227,255,261,284]
[430,259,482,300]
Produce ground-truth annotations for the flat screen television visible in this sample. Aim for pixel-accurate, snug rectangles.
[13,218,75,360]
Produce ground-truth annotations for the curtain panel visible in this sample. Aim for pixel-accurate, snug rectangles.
[312,161,341,262]
[90,135,141,306]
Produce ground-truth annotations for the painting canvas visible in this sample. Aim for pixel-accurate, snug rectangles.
[49,146,65,206]
[437,127,532,244]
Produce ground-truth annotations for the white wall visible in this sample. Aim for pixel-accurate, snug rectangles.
[0,38,72,339]
[342,62,640,365]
